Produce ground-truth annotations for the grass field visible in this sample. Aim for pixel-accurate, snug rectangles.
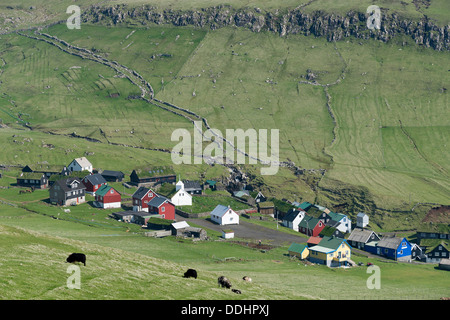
[0,21,448,213]
[0,201,449,300]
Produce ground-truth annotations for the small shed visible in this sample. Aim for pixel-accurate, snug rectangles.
[357,212,369,228]
[204,180,217,191]
[288,243,309,260]
[222,229,234,239]
[258,201,275,215]
[171,221,190,236]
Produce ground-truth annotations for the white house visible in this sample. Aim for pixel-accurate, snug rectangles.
[357,212,369,228]
[68,157,93,173]
[210,205,239,225]
[282,209,306,231]
[171,188,192,206]
[320,211,352,234]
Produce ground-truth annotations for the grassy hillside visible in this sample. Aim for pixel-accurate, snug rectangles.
[0,21,448,213]
[1,201,449,300]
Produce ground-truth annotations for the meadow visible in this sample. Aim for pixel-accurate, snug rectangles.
[0,199,449,300]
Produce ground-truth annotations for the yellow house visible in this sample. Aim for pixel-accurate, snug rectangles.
[308,236,352,267]
[288,243,310,260]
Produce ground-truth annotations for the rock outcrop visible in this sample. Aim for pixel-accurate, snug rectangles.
[83,5,449,51]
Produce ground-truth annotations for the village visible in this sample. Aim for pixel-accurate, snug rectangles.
[8,156,450,271]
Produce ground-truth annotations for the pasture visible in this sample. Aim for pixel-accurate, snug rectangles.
[0,202,449,300]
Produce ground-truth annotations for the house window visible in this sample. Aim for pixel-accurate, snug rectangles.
[110,190,114,194]
[161,207,165,212]
[149,193,153,197]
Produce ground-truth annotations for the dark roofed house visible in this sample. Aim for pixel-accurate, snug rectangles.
[347,228,380,250]
[377,236,412,261]
[182,180,202,195]
[132,187,157,212]
[282,208,305,231]
[82,174,107,194]
[319,225,345,239]
[147,196,175,220]
[49,177,86,206]
[101,170,125,182]
[17,172,48,189]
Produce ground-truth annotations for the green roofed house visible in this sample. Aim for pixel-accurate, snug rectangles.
[258,201,275,215]
[298,215,325,237]
[22,164,65,178]
[420,239,450,263]
[308,236,352,267]
[288,243,309,260]
[204,180,217,191]
[94,185,121,209]
[130,166,176,187]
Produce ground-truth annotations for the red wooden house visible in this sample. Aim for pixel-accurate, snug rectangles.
[298,215,325,237]
[82,174,107,194]
[147,196,175,220]
[132,186,157,212]
[94,185,121,209]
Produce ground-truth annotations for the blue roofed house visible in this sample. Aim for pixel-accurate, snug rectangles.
[376,236,412,261]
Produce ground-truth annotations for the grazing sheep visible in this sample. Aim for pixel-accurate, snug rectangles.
[218,276,232,289]
[183,269,197,279]
[66,253,86,266]
[242,276,252,282]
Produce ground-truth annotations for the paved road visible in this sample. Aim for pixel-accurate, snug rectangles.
[175,214,308,246]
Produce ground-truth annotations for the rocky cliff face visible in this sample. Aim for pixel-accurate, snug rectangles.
[84,5,449,51]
